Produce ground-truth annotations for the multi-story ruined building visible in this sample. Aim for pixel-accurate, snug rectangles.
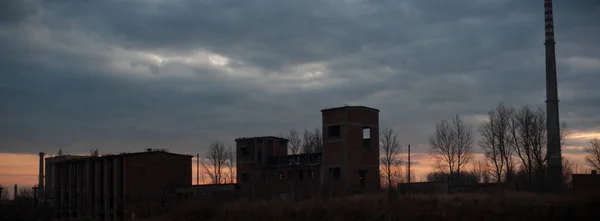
[45,149,192,220]
[236,106,380,199]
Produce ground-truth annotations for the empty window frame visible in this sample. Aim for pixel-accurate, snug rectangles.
[241,147,250,156]
[297,170,304,180]
[363,127,371,150]
[328,125,341,137]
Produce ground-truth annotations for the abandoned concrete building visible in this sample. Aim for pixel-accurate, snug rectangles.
[235,106,381,199]
[34,105,381,220]
[44,149,192,220]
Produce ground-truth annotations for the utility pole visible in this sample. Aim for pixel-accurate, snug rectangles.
[543,0,563,193]
[407,144,411,194]
[196,153,200,185]
[196,153,200,196]
[407,144,411,184]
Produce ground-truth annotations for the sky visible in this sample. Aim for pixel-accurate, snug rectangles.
[1,0,600,190]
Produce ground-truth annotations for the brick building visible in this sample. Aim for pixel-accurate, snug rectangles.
[45,149,192,220]
[572,170,600,193]
[236,106,380,199]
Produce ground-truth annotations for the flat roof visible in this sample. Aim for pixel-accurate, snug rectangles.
[47,150,192,163]
[235,136,289,142]
[321,105,380,113]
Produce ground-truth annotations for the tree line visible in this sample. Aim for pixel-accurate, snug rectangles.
[426,102,599,191]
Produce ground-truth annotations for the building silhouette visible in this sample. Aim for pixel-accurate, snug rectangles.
[236,106,380,199]
[45,149,192,220]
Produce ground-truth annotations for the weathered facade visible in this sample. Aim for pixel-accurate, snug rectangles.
[45,150,192,220]
[236,106,381,200]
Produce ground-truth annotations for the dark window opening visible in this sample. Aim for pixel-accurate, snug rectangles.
[297,170,304,180]
[328,125,341,137]
[278,171,284,180]
[241,147,249,156]
[330,167,341,179]
[241,173,249,183]
[358,170,367,188]
[363,127,371,150]
[257,151,262,164]
[262,172,267,180]
[288,170,293,180]
[308,169,314,179]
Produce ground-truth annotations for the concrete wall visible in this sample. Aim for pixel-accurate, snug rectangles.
[47,151,192,220]
[52,156,127,220]
[124,151,192,219]
[322,106,380,196]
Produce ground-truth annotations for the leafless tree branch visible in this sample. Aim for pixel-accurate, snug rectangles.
[379,128,402,189]
[585,138,600,171]
[202,141,227,184]
[429,115,473,183]
[287,129,302,155]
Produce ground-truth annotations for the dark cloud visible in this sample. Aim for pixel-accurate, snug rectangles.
[1,0,599,157]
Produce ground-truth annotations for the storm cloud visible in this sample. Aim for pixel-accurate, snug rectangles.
[1,0,599,156]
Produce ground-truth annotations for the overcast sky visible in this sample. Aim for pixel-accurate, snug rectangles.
[1,0,599,158]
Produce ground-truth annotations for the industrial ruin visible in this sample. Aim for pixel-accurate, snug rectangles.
[43,150,192,219]
[29,105,381,220]
[235,106,381,199]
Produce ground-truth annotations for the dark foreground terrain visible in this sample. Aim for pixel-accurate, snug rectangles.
[151,193,600,221]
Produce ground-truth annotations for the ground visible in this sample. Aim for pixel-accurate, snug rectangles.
[150,192,600,221]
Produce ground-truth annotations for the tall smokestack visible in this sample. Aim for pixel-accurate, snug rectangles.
[544,0,563,193]
[38,152,45,201]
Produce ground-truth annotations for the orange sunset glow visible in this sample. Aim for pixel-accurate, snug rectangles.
[1,136,593,189]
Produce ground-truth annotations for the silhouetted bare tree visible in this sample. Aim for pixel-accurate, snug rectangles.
[202,141,227,184]
[481,102,570,190]
[90,149,100,156]
[585,138,600,171]
[562,157,574,188]
[0,185,8,201]
[301,128,322,153]
[17,187,33,199]
[225,146,236,183]
[479,103,514,183]
[429,115,474,183]
[509,106,544,189]
[56,148,64,156]
[379,128,402,190]
[287,129,302,155]
[470,160,491,184]
[313,128,323,153]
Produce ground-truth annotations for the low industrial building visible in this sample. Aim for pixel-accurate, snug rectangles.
[572,170,600,193]
[44,149,192,220]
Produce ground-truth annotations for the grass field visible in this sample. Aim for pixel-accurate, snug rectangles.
[153,192,600,221]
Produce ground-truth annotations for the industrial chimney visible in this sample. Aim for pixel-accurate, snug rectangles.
[38,152,45,201]
[543,0,563,193]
